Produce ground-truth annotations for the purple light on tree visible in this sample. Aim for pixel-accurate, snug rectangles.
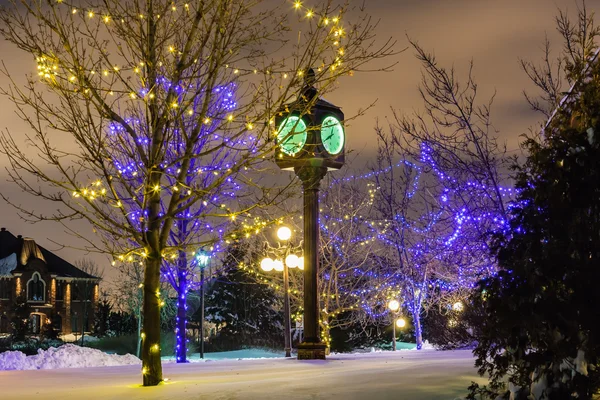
[105,79,256,362]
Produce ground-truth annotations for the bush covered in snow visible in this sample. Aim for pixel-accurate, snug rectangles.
[0,337,64,356]
[0,344,140,370]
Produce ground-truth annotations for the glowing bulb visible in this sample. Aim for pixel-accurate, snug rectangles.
[388,299,400,312]
[285,254,299,268]
[260,258,274,272]
[276,226,292,241]
[297,257,304,270]
[396,318,406,328]
[453,301,464,312]
[273,259,284,272]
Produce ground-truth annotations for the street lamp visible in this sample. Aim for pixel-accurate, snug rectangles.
[260,226,302,358]
[452,301,464,312]
[387,299,403,351]
[196,249,211,359]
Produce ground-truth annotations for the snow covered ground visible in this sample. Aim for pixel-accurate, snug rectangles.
[162,348,293,362]
[0,344,140,370]
[0,349,485,399]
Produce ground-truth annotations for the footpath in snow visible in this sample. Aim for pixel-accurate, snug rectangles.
[0,348,485,400]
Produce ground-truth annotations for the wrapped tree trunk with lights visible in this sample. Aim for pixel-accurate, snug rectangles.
[0,0,394,385]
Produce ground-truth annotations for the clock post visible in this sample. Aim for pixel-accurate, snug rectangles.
[274,69,345,359]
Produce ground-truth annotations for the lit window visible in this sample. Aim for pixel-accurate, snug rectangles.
[27,272,45,302]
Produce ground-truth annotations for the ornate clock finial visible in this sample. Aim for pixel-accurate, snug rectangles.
[305,67,316,86]
[301,67,318,102]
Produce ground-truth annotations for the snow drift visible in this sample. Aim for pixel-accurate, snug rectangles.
[0,344,140,370]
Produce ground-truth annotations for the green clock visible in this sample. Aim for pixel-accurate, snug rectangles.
[320,116,344,155]
[277,116,307,156]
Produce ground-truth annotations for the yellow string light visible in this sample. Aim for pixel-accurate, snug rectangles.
[43,0,347,86]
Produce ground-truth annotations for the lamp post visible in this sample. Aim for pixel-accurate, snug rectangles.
[261,226,304,357]
[388,299,406,351]
[274,69,346,360]
[196,249,211,359]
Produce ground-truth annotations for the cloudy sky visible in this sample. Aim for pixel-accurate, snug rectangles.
[0,0,596,278]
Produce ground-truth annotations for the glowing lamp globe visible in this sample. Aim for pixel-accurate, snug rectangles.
[273,259,284,272]
[396,318,406,328]
[277,226,292,241]
[285,254,300,268]
[297,256,304,270]
[452,301,464,312]
[260,258,274,272]
[387,299,400,312]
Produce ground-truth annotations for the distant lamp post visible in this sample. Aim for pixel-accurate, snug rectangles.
[196,249,211,359]
[388,299,402,351]
[260,225,302,358]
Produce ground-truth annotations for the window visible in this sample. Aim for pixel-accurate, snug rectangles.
[30,313,42,334]
[71,312,79,332]
[71,283,82,301]
[27,272,45,302]
[0,279,10,300]
[55,281,64,301]
[52,314,62,331]
[71,282,92,302]
[0,314,9,333]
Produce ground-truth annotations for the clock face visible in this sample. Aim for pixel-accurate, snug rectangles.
[320,116,344,155]
[277,116,308,156]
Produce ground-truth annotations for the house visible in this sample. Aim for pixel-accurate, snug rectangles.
[0,228,101,335]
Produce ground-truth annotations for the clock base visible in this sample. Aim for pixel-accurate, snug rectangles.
[297,342,328,360]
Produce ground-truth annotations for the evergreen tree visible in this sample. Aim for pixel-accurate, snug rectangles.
[94,292,112,338]
[41,311,61,341]
[11,294,29,342]
[469,10,600,398]
[204,241,282,351]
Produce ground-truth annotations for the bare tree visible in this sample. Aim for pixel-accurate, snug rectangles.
[390,38,510,235]
[111,262,144,357]
[369,124,500,349]
[522,2,600,124]
[251,177,387,351]
[0,0,395,385]
[74,259,103,346]
[317,176,386,349]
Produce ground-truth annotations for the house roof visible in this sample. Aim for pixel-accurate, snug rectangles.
[0,228,99,279]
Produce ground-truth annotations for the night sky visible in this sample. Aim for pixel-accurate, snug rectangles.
[0,0,595,280]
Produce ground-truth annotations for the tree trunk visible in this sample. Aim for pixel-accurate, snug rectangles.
[413,310,423,350]
[142,254,162,386]
[80,290,87,346]
[136,309,142,358]
[175,252,187,363]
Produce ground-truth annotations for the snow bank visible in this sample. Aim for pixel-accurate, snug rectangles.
[60,334,99,343]
[0,344,140,371]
